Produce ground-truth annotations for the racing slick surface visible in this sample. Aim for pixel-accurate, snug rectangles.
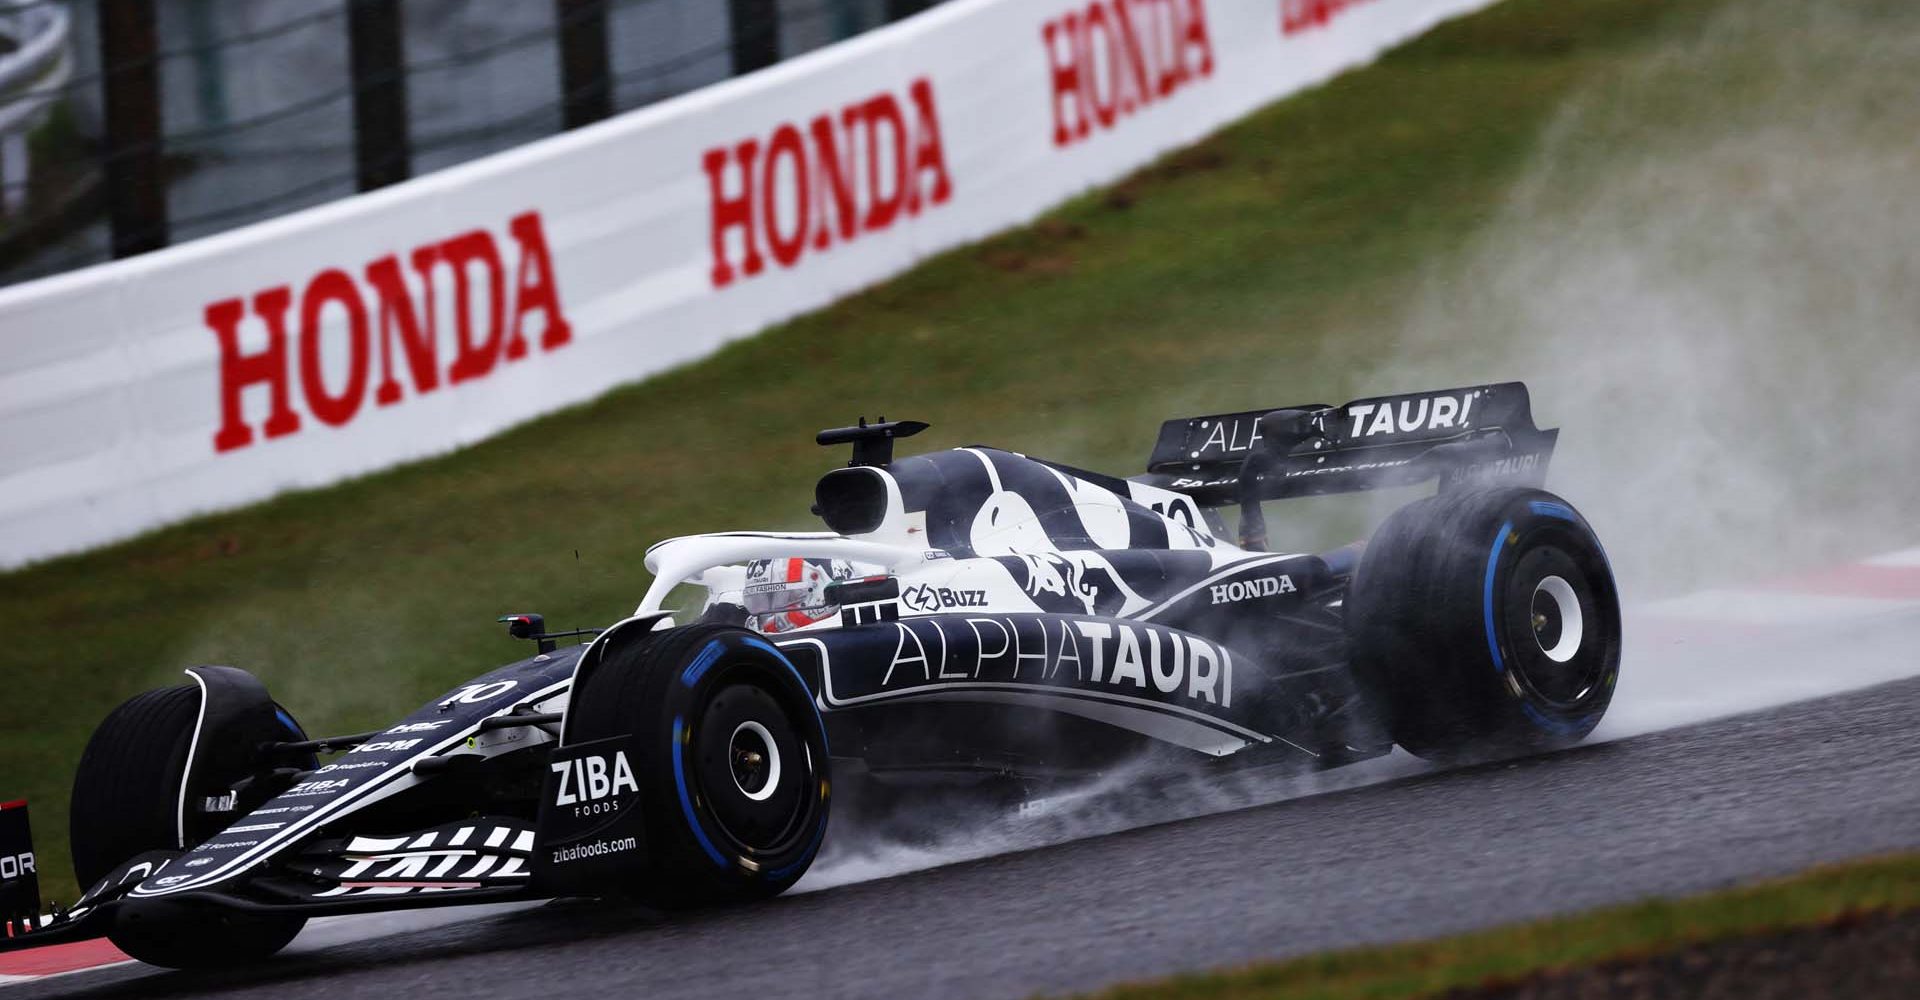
[6,595,1919,1000]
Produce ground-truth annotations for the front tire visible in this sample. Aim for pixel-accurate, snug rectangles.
[72,680,311,966]
[1348,488,1621,760]
[565,624,831,907]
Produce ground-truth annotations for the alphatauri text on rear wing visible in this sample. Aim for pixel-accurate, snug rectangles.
[1135,383,1558,545]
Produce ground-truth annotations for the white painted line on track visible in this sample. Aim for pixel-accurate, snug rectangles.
[1863,546,1920,567]
[0,959,138,989]
[1642,588,1919,627]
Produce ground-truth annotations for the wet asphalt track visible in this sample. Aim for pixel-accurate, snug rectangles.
[14,610,1920,1000]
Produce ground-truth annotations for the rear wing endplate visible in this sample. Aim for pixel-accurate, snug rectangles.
[1135,382,1558,507]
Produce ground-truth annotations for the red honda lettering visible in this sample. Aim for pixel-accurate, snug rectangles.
[906,78,952,214]
[209,290,300,452]
[439,230,506,385]
[1044,0,1214,148]
[704,78,952,288]
[704,140,763,288]
[858,93,910,233]
[810,112,860,250]
[207,209,573,453]
[297,268,370,427]
[505,211,571,357]
[761,124,812,268]
[1043,12,1088,147]
[365,248,439,407]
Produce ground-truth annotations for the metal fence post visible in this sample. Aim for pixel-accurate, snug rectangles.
[98,0,167,257]
[347,0,411,192]
[728,0,779,75]
[555,0,612,130]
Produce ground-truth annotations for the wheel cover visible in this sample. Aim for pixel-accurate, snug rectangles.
[691,674,815,856]
[728,720,782,802]
[1501,540,1609,709]
[1530,575,1584,663]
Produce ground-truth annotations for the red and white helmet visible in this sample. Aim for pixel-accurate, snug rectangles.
[743,557,853,634]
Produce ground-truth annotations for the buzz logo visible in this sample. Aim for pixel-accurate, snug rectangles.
[551,751,640,806]
[1209,575,1297,604]
[1347,392,1478,438]
[349,738,423,754]
[0,852,33,880]
[900,583,988,613]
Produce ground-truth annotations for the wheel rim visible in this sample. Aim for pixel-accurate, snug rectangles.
[1502,541,1608,709]
[1530,575,1584,663]
[728,720,782,802]
[693,677,813,856]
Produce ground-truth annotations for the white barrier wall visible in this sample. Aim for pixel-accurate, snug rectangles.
[0,0,1495,568]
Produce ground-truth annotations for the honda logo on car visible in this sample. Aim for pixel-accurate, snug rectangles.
[551,751,639,807]
[900,584,987,612]
[1209,575,1296,604]
[1346,391,1479,438]
[705,77,951,288]
[207,211,572,454]
[1043,0,1215,148]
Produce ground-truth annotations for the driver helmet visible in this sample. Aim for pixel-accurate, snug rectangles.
[743,557,853,634]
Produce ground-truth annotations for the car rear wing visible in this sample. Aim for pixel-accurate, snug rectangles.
[1135,382,1558,510]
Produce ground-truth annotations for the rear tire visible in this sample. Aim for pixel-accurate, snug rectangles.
[1348,488,1621,760]
[565,624,831,908]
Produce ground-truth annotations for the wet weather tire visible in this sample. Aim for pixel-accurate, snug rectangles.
[73,682,311,966]
[70,686,202,889]
[565,623,831,908]
[1348,488,1621,760]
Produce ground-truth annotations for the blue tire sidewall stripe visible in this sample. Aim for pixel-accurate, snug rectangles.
[1490,500,1615,735]
[672,715,730,869]
[680,640,725,689]
[672,633,831,879]
[1482,520,1514,675]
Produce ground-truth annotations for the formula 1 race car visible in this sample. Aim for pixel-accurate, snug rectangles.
[0,382,1620,969]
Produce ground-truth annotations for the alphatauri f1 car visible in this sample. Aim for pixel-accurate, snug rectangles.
[1,383,1620,968]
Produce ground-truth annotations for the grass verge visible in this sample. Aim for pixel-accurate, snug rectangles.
[1073,852,1920,1000]
[3,0,1729,904]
